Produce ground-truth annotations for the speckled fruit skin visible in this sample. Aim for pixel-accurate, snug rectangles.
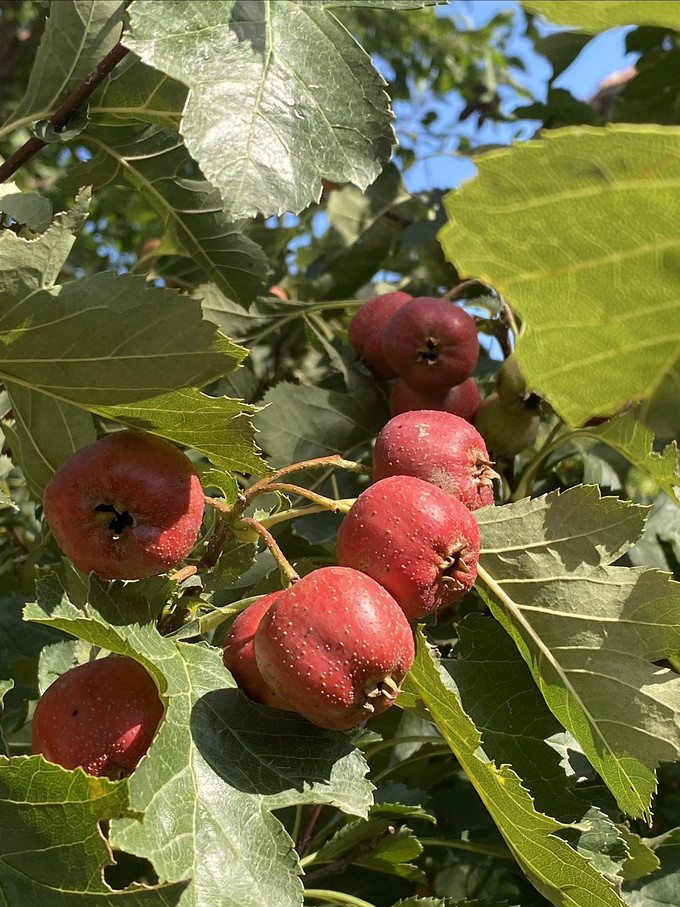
[43,431,204,580]
[223,591,293,709]
[254,567,415,730]
[32,655,164,779]
[336,475,480,619]
[348,291,412,379]
[389,377,481,422]
[373,410,497,510]
[381,298,479,393]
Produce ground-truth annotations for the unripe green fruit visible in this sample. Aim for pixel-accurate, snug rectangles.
[495,354,528,406]
[473,392,540,457]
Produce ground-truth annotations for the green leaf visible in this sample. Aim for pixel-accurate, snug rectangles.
[0,680,12,756]
[0,594,68,735]
[4,383,96,499]
[124,1,394,218]
[97,387,264,475]
[0,187,90,293]
[69,124,267,305]
[406,633,626,907]
[0,272,244,405]
[578,410,680,505]
[521,1,680,31]
[90,54,187,129]
[2,0,126,132]
[0,190,52,232]
[0,755,189,904]
[623,828,680,905]
[475,486,680,819]
[438,126,680,427]
[26,574,373,907]
[253,379,388,468]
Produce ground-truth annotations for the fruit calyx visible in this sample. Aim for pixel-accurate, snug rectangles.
[363,674,402,709]
[416,337,440,364]
[439,542,473,593]
[93,502,136,537]
[473,458,500,489]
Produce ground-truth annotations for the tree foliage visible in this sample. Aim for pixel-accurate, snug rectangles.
[1,2,680,906]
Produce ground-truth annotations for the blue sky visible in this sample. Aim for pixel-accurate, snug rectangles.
[398,0,639,192]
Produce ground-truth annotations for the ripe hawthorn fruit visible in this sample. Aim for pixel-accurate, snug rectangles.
[389,376,481,422]
[336,475,480,620]
[348,291,412,379]
[254,566,415,730]
[373,410,497,510]
[381,297,479,393]
[43,430,204,580]
[32,655,164,779]
[222,591,293,709]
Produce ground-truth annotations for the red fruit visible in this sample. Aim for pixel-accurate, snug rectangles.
[348,291,412,379]
[336,475,480,620]
[381,297,479,393]
[373,410,497,510]
[32,655,164,779]
[389,376,481,422]
[43,431,204,580]
[254,566,415,730]
[223,591,292,709]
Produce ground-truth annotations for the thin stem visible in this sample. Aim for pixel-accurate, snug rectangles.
[291,805,304,846]
[510,427,580,502]
[245,455,371,500]
[370,745,450,784]
[302,826,396,884]
[241,517,299,586]
[361,734,443,761]
[296,804,325,858]
[443,278,489,301]
[250,299,364,346]
[247,482,354,514]
[303,889,377,907]
[420,837,513,861]
[168,565,197,584]
[0,42,130,183]
[259,503,337,530]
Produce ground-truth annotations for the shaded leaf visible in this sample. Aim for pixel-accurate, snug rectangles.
[405,633,625,907]
[476,486,680,819]
[4,382,96,499]
[253,379,388,468]
[624,828,680,905]
[3,0,125,131]
[69,124,267,305]
[0,755,189,904]
[0,190,52,232]
[438,126,680,427]
[124,0,394,218]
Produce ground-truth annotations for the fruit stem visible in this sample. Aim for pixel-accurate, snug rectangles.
[510,425,580,501]
[444,277,489,301]
[168,565,197,583]
[258,501,353,530]
[245,455,371,500]
[247,481,355,514]
[249,299,364,346]
[296,803,325,857]
[239,516,300,586]
[303,889,378,907]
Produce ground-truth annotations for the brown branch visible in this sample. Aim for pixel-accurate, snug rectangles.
[0,40,130,183]
[296,804,325,858]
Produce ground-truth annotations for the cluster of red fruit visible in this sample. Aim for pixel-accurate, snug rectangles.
[349,291,541,457]
[31,400,497,775]
[224,409,497,730]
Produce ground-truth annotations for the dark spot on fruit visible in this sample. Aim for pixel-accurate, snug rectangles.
[71,709,78,716]
[94,503,135,536]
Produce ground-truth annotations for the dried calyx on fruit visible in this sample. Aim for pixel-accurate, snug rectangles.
[381,297,479,393]
[32,655,164,779]
[43,430,204,580]
[348,291,412,379]
[254,566,415,730]
[337,474,480,620]
[373,410,498,510]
